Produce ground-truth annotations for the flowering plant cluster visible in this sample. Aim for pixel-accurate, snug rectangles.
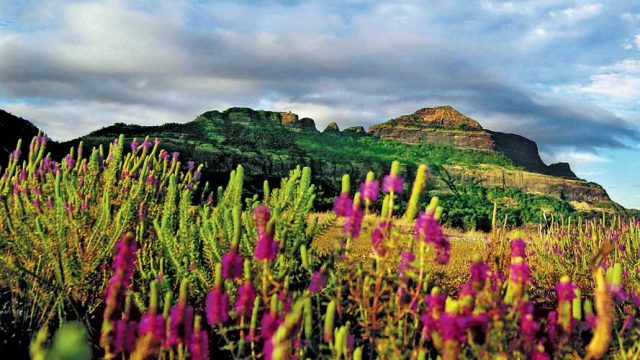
[2,135,640,359]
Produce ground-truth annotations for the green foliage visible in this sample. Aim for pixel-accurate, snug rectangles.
[438,184,575,231]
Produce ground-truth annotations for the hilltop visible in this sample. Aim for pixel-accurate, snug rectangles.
[0,106,632,230]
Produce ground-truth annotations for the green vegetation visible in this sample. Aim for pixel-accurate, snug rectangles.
[437,184,575,231]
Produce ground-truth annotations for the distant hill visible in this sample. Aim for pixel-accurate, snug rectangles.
[0,109,41,167]
[1,106,633,229]
[369,106,577,178]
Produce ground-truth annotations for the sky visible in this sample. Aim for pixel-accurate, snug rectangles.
[0,0,639,208]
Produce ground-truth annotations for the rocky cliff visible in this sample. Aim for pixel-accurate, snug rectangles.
[369,106,577,178]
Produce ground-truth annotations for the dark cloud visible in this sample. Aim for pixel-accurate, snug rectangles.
[0,0,638,153]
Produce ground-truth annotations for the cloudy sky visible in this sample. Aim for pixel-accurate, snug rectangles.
[1,0,639,207]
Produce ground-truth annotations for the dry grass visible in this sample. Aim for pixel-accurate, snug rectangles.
[310,212,490,292]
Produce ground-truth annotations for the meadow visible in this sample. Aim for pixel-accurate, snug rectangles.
[1,135,639,359]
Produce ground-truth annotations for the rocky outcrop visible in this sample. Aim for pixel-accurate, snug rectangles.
[323,122,340,133]
[369,106,578,179]
[284,117,318,132]
[489,131,577,178]
[440,165,609,204]
[343,126,367,136]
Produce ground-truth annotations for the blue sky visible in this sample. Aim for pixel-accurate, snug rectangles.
[1,0,639,208]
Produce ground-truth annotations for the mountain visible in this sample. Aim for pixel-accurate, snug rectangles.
[1,106,631,229]
[369,106,577,178]
[0,109,41,167]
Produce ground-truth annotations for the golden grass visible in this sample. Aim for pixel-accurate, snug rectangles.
[310,212,489,292]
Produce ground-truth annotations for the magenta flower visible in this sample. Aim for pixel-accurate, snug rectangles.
[234,282,256,318]
[253,205,279,261]
[343,206,364,238]
[359,179,379,202]
[189,325,209,360]
[414,211,450,264]
[138,313,165,345]
[221,248,243,280]
[309,271,327,293]
[469,260,489,290]
[205,288,229,326]
[168,303,193,346]
[556,280,577,302]
[398,251,416,282]
[261,312,283,339]
[509,261,531,284]
[520,313,538,344]
[382,174,404,193]
[371,221,391,257]
[131,139,139,152]
[511,239,526,258]
[103,233,137,322]
[333,192,353,217]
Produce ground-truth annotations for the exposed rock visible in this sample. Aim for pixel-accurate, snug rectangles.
[489,131,577,178]
[369,106,578,179]
[284,117,318,132]
[280,111,299,125]
[342,126,367,136]
[323,122,340,133]
[376,105,483,131]
[441,165,610,204]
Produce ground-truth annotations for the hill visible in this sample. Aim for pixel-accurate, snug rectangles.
[1,106,633,230]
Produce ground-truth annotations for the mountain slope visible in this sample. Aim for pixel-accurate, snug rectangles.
[1,106,630,228]
[369,106,577,178]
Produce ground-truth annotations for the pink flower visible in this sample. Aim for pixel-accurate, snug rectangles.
[205,288,229,326]
[398,251,415,282]
[104,233,137,321]
[511,239,526,258]
[221,249,243,280]
[509,261,531,284]
[234,282,256,318]
[189,325,209,360]
[261,313,283,339]
[333,192,353,216]
[371,222,391,257]
[382,174,404,193]
[359,180,379,202]
[138,313,165,345]
[253,205,279,261]
[309,271,327,293]
[343,206,364,238]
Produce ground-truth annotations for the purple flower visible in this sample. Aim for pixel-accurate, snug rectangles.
[168,301,191,346]
[189,325,209,360]
[511,239,526,258]
[414,212,450,265]
[309,271,327,293]
[138,313,165,345]
[398,251,415,282]
[188,161,195,170]
[359,180,379,202]
[63,154,75,169]
[124,321,138,353]
[371,222,390,257]
[235,282,256,318]
[131,139,139,152]
[172,152,180,163]
[103,233,137,322]
[382,174,404,193]
[261,313,283,339]
[469,260,489,290]
[520,313,538,344]
[343,206,364,238]
[141,138,151,151]
[205,288,229,326]
[253,205,279,261]
[333,192,353,217]
[221,249,243,280]
[556,279,577,303]
[509,260,531,284]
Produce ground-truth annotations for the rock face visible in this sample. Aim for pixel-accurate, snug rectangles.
[441,165,610,204]
[323,122,340,133]
[369,106,577,179]
[342,126,367,136]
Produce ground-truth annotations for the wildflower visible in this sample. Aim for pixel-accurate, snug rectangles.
[398,251,416,282]
[141,138,151,151]
[138,314,164,345]
[188,161,195,170]
[511,238,526,258]
[253,205,278,261]
[382,174,404,193]
[309,271,326,293]
[189,316,209,360]
[333,193,352,216]
[235,282,256,318]
[343,200,364,238]
[205,288,229,326]
[371,221,391,257]
[63,154,75,169]
[556,276,577,333]
[520,313,538,345]
[359,177,379,203]
[415,211,450,264]
[131,139,139,152]
[261,312,283,339]
[221,248,243,280]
